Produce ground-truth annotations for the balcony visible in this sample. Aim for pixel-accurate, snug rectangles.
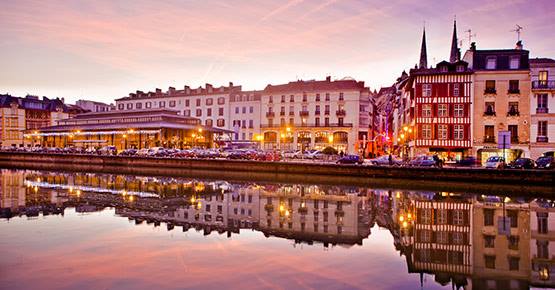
[507,110,520,117]
[484,137,496,143]
[532,80,555,90]
[265,112,275,118]
[260,122,353,128]
[537,136,549,143]
[299,111,309,117]
[483,111,496,117]
[484,88,497,94]
[280,111,285,116]
[324,110,330,115]
[336,109,346,116]
[508,89,520,94]
[536,107,549,114]
[315,111,321,115]
[289,111,295,116]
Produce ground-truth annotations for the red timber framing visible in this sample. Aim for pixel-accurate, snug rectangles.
[414,73,472,149]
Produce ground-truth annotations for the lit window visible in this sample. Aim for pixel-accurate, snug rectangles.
[486,56,497,69]
[422,84,432,97]
[509,56,520,69]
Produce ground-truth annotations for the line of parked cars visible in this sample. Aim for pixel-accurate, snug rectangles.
[484,155,554,170]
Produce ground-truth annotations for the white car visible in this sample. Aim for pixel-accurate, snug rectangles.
[136,148,150,156]
[304,150,323,160]
[484,156,505,169]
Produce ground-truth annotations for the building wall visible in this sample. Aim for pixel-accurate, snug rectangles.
[0,106,25,147]
[472,70,531,162]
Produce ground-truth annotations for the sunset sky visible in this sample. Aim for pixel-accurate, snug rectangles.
[1,0,554,104]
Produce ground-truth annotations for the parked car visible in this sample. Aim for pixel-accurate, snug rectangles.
[456,156,478,167]
[136,148,150,156]
[336,155,363,165]
[119,148,137,156]
[508,158,535,169]
[368,155,402,166]
[304,150,323,160]
[409,156,436,167]
[536,156,555,169]
[484,156,505,169]
[282,150,298,159]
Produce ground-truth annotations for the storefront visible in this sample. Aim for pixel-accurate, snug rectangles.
[476,147,524,165]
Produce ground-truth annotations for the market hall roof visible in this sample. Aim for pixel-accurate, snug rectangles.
[30,109,233,133]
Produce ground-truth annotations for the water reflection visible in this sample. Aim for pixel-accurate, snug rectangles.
[1,168,554,289]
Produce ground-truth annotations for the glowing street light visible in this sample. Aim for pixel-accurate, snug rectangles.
[403,126,408,132]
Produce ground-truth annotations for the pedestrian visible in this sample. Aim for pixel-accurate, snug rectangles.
[388,154,393,166]
[340,150,344,158]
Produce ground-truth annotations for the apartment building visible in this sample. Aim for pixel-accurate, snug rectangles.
[229,91,261,142]
[463,41,531,163]
[0,94,83,148]
[259,77,371,154]
[75,99,115,113]
[529,58,555,159]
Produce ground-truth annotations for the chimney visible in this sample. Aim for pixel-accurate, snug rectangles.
[206,83,213,93]
[326,76,331,82]
[515,40,523,50]
[168,87,176,94]
[470,42,476,51]
[229,82,234,88]
[155,88,162,94]
[129,93,136,98]
[184,85,191,94]
[137,90,144,97]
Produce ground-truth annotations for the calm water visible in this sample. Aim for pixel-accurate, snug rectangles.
[0,169,553,290]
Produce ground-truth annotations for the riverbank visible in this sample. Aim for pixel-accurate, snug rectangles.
[0,152,552,195]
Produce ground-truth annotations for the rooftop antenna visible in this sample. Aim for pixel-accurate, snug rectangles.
[511,24,523,42]
[465,29,476,46]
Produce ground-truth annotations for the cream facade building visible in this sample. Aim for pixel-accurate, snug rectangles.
[529,58,555,159]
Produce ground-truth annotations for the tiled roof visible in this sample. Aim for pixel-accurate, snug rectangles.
[263,78,366,94]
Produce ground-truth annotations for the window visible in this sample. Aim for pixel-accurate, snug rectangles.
[196,109,202,117]
[118,104,124,110]
[538,212,549,234]
[169,100,176,107]
[438,124,448,140]
[507,210,518,227]
[484,125,495,142]
[508,235,519,250]
[242,107,246,114]
[421,209,431,224]
[217,97,225,105]
[537,94,548,113]
[183,109,190,117]
[315,105,320,115]
[289,106,294,115]
[235,107,239,114]
[486,56,497,69]
[484,235,495,248]
[453,210,464,225]
[538,121,548,137]
[146,102,152,108]
[207,108,212,117]
[289,118,294,125]
[436,231,448,244]
[325,93,330,101]
[281,95,285,103]
[537,240,549,259]
[454,125,464,140]
[136,103,142,109]
[485,255,496,269]
[126,103,133,110]
[422,104,432,117]
[316,93,320,101]
[315,117,320,127]
[420,229,432,242]
[324,117,329,126]
[196,99,201,106]
[456,65,465,72]
[485,80,496,93]
[218,108,224,116]
[217,119,225,127]
[509,80,520,93]
[438,104,448,117]
[484,209,494,226]
[453,84,460,96]
[339,92,344,101]
[439,65,448,73]
[485,102,495,115]
[509,257,520,271]
[508,102,519,116]
[454,104,464,117]
[325,105,330,114]
[206,98,213,106]
[453,232,464,244]
[249,106,253,113]
[422,84,432,97]
[437,210,448,224]
[302,93,307,102]
[241,120,246,128]
[509,56,520,69]
[508,125,518,143]
[205,119,213,127]
[422,124,432,139]
[185,99,190,107]
[249,120,253,128]
[290,95,294,102]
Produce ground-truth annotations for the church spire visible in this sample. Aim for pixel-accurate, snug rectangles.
[419,26,427,69]
[450,18,459,63]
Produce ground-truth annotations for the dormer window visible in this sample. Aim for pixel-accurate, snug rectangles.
[456,65,465,72]
[439,65,448,73]
[509,56,520,69]
[486,56,497,70]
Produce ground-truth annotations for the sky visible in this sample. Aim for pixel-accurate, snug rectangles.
[1,0,554,104]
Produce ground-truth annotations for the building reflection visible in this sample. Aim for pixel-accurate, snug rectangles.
[1,168,554,289]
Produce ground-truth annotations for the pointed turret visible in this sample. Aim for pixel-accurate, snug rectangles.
[450,19,459,63]
[419,27,427,69]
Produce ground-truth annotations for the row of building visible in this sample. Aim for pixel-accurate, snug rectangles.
[1,169,554,289]
[378,20,554,162]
